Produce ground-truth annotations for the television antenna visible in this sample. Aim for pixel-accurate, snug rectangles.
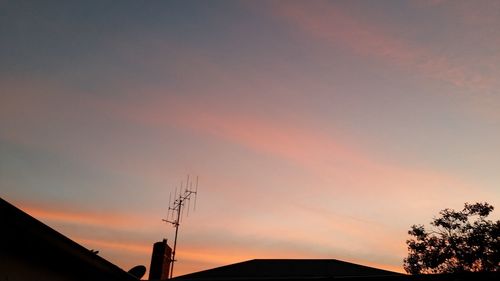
[162,175,199,278]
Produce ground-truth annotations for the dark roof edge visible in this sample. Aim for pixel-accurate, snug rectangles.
[173,258,403,280]
[0,197,137,281]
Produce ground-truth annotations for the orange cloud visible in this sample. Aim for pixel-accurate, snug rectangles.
[17,201,148,230]
[75,237,151,254]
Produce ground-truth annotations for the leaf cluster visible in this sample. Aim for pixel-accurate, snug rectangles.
[403,202,500,274]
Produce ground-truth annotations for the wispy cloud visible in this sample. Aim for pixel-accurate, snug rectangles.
[270,1,499,95]
[102,89,486,213]
[17,201,147,230]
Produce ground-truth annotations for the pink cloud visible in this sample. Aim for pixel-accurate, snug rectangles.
[274,1,418,63]
[101,90,485,209]
[181,106,474,197]
[270,1,498,94]
[412,0,448,7]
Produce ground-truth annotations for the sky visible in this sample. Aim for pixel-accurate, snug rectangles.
[1,0,500,277]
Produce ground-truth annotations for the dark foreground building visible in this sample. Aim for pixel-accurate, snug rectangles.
[0,197,140,281]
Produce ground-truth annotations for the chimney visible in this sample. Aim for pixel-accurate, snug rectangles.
[149,239,172,280]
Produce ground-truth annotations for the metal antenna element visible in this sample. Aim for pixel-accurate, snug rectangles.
[162,175,199,279]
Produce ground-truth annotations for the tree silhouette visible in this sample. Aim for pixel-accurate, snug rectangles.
[404,202,500,274]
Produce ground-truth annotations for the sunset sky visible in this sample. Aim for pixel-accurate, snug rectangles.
[1,0,500,276]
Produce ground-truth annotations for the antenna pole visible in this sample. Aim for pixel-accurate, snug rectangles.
[163,176,199,279]
[170,198,182,278]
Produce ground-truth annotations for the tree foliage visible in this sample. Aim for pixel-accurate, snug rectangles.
[404,202,500,274]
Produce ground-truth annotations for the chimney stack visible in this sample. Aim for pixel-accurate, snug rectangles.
[149,239,172,280]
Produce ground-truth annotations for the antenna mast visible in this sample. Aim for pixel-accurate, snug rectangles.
[162,175,199,278]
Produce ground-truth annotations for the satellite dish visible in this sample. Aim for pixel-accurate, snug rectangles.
[128,265,146,279]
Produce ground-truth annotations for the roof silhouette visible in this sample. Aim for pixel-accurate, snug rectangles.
[174,259,402,280]
[174,259,500,281]
[0,197,138,281]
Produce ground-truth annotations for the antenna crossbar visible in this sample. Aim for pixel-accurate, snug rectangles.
[162,175,199,279]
